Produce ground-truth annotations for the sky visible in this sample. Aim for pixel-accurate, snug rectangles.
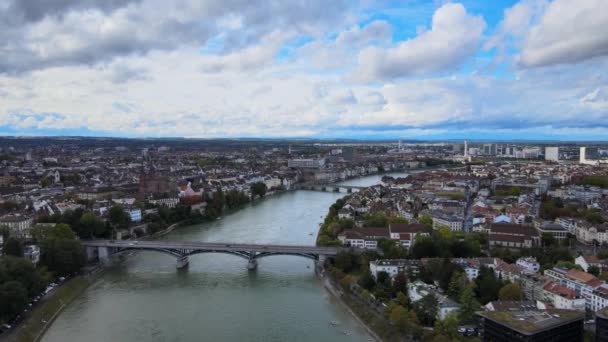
[0,0,607,140]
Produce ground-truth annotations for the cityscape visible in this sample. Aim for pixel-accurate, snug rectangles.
[1,1,608,342]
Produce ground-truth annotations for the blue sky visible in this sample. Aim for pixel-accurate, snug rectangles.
[0,0,607,140]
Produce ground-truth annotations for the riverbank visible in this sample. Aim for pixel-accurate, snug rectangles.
[321,274,383,342]
[7,273,99,342]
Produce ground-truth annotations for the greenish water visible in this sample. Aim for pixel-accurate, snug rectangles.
[42,173,407,342]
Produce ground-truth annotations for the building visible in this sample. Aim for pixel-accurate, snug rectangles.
[545,147,559,162]
[535,221,568,242]
[338,223,429,249]
[431,213,463,231]
[337,227,390,249]
[0,214,34,238]
[484,301,537,312]
[488,223,539,249]
[544,267,603,309]
[369,259,419,279]
[23,245,40,266]
[287,158,325,169]
[575,255,608,273]
[125,207,142,222]
[408,281,459,320]
[477,309,584,342]
[516,257,540,274]
[542,281,586,310]
[596,308,608,342]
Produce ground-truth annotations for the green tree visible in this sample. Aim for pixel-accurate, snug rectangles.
[447,271,468,300]
[109,205,130,228]
[419,214,433,231]
[358,269,376,290]
[389,216,409,224]
[364,211,389,227]
[414,293,438,326]
[475,266,504,304]
[0,281,28,321]
[433,312,460,341]
[80,212,106,238]
[396,291,409,307]
[250,182,267,199]
[334,251,353,272]
[42,239,86,275]
[458,286,479,324]
[3,237,23,257]
[588,265,600,277]
[498,283,524,301]
[542,233,556,247]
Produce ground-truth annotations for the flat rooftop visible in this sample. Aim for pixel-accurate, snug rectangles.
[477,309,584,335]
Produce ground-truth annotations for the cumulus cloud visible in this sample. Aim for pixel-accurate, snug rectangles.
[519,0,608,67]
[354,3,486,81]
[0,0,348,73]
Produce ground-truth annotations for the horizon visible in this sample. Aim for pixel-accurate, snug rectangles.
[1,0,607,140]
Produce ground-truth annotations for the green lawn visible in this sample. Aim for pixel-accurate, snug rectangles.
[14,276,90,342]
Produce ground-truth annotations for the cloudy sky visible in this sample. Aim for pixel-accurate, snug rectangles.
[0,0,607,140]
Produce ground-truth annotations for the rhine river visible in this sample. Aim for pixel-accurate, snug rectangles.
[42,173,408,342]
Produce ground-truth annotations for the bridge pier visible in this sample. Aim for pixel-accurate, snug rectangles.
[98,246,111,263]
[247,258,258,271]
[176,256,189,269]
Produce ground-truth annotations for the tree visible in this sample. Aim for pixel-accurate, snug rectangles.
[0,281,28,321]
[109,205,130,228]
[475,266,504,304]
[389,216,409,224]
[80,212,106,238]
[364,211,389,227]
[358,269,376,290]
[393,272,408,295]
[414,293,438,326]
[250,182,267,199]
[419,214,433,231]
[42,239,86,275]
[458,286,479,324]
[396,291,409,307]
[334,251,353,272]
[433,312,460,341]
[447,271,468,300]
[542,233,556,247]
[498,283,524,301]
[588,265,600,277]
[3,237,23,257]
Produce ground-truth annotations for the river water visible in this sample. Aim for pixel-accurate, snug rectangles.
[42,173,408,342]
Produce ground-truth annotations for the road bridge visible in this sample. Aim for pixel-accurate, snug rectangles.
[82,240,342,270]
[296,183,365,193]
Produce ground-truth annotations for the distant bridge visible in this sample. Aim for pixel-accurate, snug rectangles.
[83,240,342,270]
[296,183,365,193]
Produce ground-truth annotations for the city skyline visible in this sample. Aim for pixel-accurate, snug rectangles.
[1,0,607,140]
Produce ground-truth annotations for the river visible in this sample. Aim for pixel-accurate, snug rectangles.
[42,173,409,342]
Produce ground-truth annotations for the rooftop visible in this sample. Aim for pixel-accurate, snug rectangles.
[477,309,584,335]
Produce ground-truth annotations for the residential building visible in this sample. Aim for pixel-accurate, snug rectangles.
[369,259,419,279]
[477,309,584,342]
[575,255,608,273]
[542,281,586,311]
[431,213,463,231]
[408,281,459,320]
[287,158,325,169]
[484,300,537,312]
[0,214,34,238]
[516,257,540,274]
[544,267,604,309]
[23,245,40,266]
[337,227,390,249]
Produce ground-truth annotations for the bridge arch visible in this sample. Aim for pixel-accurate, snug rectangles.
[184,250,252,260]
[253,252,319,261]
[110,247,184,258]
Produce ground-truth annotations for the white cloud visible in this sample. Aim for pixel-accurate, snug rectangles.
[519,0,608,67]
[354,3,486,81]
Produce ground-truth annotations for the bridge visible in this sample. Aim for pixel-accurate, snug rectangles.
[296,183,365,193]
[83,240,342,270]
